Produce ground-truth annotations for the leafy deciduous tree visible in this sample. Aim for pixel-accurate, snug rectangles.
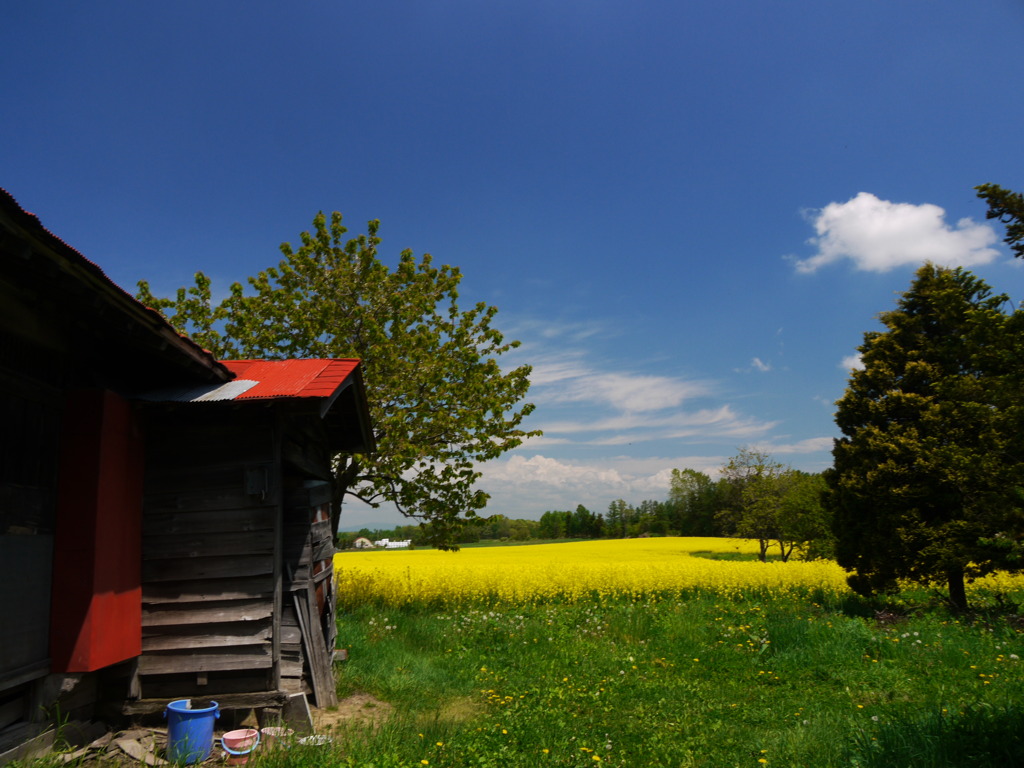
[666,468,720,536]
[716,448,785,561]
[138,212,538,549]
[537,510,568,540]
[716,449,831,562]
[777,471,832,561]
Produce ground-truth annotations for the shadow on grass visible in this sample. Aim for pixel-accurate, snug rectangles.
[847,704,1024,768]
[689,551,785,562]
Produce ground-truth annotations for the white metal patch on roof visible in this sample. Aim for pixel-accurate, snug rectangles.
[136,379,259,403]
[191,379,260,401]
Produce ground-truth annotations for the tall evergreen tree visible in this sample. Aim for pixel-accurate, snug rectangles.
[976,183,1024,259]
[827,264,1024,609]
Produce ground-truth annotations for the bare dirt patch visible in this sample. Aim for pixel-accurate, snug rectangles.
[312,693,394,732]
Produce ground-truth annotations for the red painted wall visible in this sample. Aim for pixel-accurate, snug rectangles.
[50,390,143,673]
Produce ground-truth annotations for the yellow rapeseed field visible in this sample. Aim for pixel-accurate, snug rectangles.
[335,537,1024,608]
[334,537,851,607]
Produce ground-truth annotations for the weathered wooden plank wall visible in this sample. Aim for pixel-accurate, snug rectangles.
[0,351,61,693]
[281,482,337,707]
[278,480,339,705]
[132,404,343,709]
[137,408,280,701]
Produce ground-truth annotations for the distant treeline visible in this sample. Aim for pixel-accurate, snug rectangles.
[337,452,832,562]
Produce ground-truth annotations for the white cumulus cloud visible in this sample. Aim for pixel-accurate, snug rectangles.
[840,354,864,371]
[792,192,1000,274]
[475,454,719,515]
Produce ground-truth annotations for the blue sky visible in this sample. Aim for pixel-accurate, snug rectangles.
[4,2,1023,528]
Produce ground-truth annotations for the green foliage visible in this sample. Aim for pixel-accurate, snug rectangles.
[666,468,721,536]
[536,506,605,539]
[601,498,671,538]
[976,183,1024,259]
[475,514,538,541]
[778,471,834,561]
[828,264,1024,609]
[715,449,832,562]
[717,448,786,561]
[138,212,538,548]
[537,510,568,539]
[603,499,633,538]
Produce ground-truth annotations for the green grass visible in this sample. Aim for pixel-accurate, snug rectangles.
[455,538,581,548]
[34,587,1021,768]
[689,550,786,562]
[283,589,1024,768]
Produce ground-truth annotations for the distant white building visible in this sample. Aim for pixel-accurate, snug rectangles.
[353,537,374,549]
[373,538,412,549]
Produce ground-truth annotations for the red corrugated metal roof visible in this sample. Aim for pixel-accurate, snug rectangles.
[220,359,361,399]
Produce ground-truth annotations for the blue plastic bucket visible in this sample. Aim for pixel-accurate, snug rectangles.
[164,699,219,764]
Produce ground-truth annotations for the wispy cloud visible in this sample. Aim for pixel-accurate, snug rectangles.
[509,317,610,344]
[554,372,709,412]
[527,349,711,413]
[734,357,774,374]
[528,358,592,386]
[511,321,788,457]
[791,192,1000,274]
[541,405,776,444]
[498,317,826,516]
[757,436,835,454]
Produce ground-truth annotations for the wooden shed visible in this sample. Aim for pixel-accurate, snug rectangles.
[131,358,374,713]
[0,188,374,759]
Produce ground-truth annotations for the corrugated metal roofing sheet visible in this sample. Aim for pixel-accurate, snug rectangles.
[134,380,260,403]
[220,359,360,399]
[136,359,361,403]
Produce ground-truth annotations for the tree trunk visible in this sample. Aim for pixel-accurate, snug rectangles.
[757,539,769,562]
[947,567,968,612]
[779,541,794,562]
[331,456,363,536]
